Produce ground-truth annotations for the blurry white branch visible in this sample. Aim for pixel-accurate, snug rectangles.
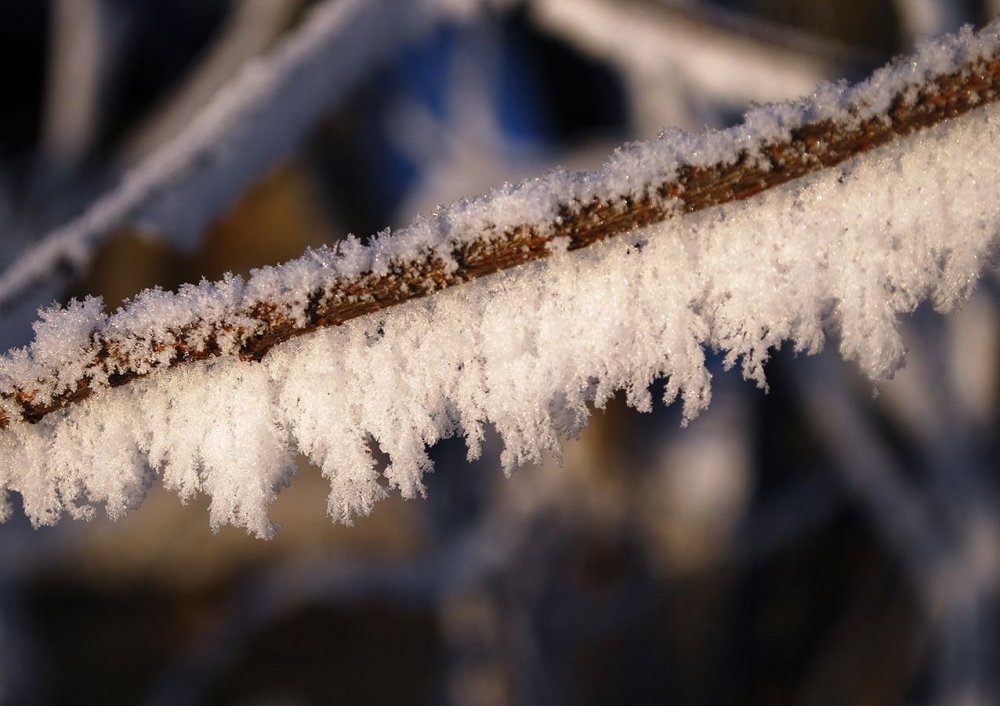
[797,350,999,706]
[530,0,872,132]
[123,0,300,164]
[38,0,107,183]
[892,0,969,41]
[0,0,448,313]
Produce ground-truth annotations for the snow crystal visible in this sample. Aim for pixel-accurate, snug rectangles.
[0,22,998,536]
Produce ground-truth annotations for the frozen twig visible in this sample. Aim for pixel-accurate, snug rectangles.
[1,31,998,431]
[0,23,999,536]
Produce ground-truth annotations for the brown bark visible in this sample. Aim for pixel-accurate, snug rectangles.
[2,51,999,430]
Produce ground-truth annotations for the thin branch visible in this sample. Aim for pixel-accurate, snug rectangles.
[1,31,999,431]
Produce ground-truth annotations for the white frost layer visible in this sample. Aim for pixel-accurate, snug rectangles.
[1,100,998,538]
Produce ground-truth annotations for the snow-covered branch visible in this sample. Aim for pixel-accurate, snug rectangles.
[3,26,998,431]
[0,23,998,536]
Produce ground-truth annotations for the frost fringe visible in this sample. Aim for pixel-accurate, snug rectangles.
[1,22,999,432]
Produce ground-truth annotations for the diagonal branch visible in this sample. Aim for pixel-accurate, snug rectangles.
[1,23,999,431]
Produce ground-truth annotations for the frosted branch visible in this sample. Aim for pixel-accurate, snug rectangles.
[1,22,999,536]
[2,26,998,431]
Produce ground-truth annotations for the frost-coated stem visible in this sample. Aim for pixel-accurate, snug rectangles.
[2,22,999,538]
[1,27,999,432]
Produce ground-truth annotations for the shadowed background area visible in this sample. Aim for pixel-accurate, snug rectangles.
[0,1,998,704]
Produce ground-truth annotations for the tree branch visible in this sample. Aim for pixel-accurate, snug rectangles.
[1,31,998,431]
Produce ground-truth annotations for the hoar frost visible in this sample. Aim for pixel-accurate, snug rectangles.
[0,23,999,537]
